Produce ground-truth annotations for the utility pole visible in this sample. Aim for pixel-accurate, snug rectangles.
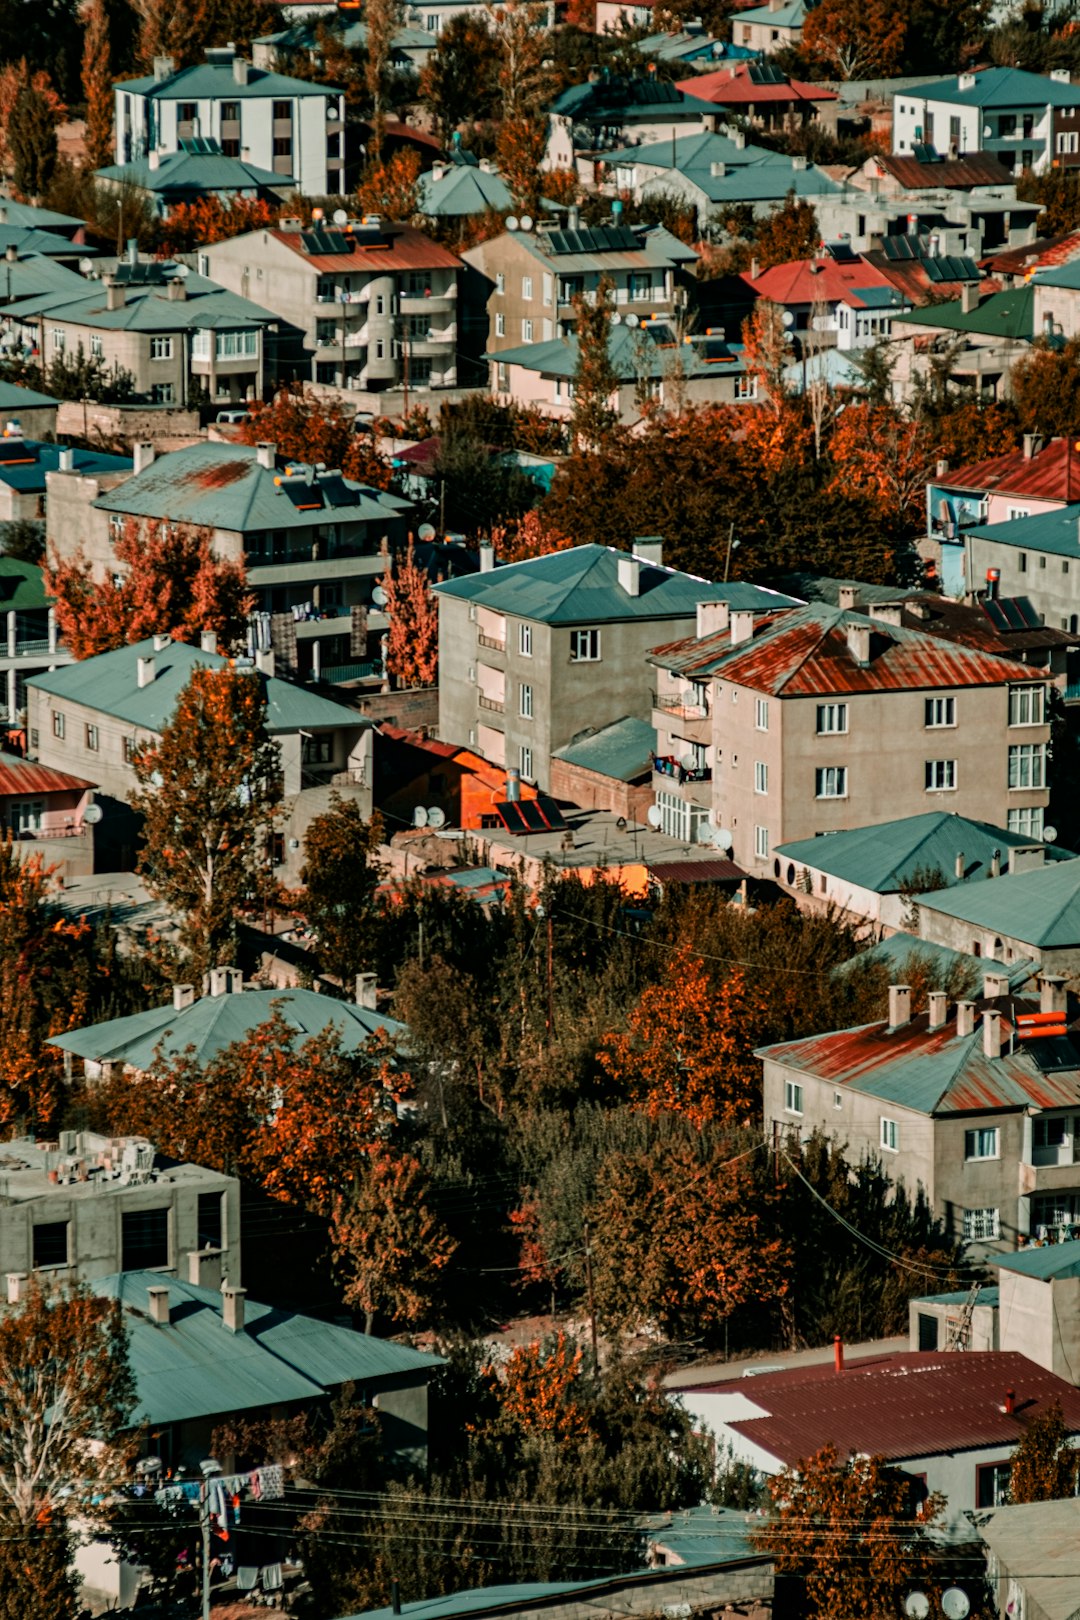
[583,1220,599,1375]
[200,1478,211,1620]
[545,907,554,1038]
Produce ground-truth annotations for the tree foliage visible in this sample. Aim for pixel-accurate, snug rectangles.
[571,275,620,448]
[299,794,384,987]
[1009,1400,1080,1502]
[7,82,58,199]
[382,539,439,687]
[355,148,421,220]
[81,0,113,170]
[1011,338,1080,439]
[419,13,499,139]
[239,387,391,487]
[332,1147,458,1331]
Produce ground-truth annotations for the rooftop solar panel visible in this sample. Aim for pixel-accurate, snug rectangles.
[516,799,549,833]
[535,796,568,830]
[748,62,787,84]
[494,801,530,833]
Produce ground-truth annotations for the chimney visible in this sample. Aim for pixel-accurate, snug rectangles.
[167,275,187,301]
[133,441,155,475]
[1023,433,1038,460]
[792,155,808,171]
[568,204,580,231]
[148,149,160,171]
[838,585,857,610]
[834,1334,844,1373]
[990,847,1001,879]
[711,160,727,177]
[730,609,754,645]
[1051,67,1072,82]
[153,53,175,80]
[618,554,641,596]
[955,850,965,880]
[187,1247,223,1290]
[57,446,74,472]
[355,971,378,1010]
[147,1285,171,1325]
[958,71,977,91]
[479,540,495,573]
[956,999,976,1037]
[172,983,195,1011]
[153,632,169,652]
[697,600,730,638]
[1041,974,1067,1015]
[635,536,663,566]
[846,623,871,665]
[888,984,911,1029]
[869,602,903,627]
[936,458,949,478]
[733,130,746,150]
[105,279,126,312]
[1004,1387,1016,1414]
[750,255,760,280]
[961,282,978,314]
[200,630,218,654]
[6,1273,26,1304]
[4,243,15,262]
[233,55,250,84]
[431,162,446,182]
[983,1008,1002,1060]
[254,647,274,676]
[984,970,1010,999]
[222,1285,246,1334]
[208,966,242,996]
[256,441,276,469]
[137,655,155,688]
[927,990,948,1030]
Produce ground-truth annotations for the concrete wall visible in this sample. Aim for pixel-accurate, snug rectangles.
[914,897,1080,973]
[966,530,1080,632]
[908,1295,999,1352]
[997,1270,1080,1382]
[548,757,654,819]
[0,404,56,441]
[54,400,201,442]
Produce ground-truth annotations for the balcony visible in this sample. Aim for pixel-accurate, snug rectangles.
[478,693,505,713]
[400,289,457,314]
[477,631,505,652]
[653,753,712,785]
[653,689,709,720]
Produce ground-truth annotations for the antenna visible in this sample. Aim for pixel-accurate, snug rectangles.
[78,256,93,276]
[1044,824,1059,843]
[413,806,429,828]
[418,522,436,540]
[716,826,733,850]
[611,311,622,325]
[172,263,190,279]
[428,806,446,829]
[646,805,662,829]
[680,751,696,771]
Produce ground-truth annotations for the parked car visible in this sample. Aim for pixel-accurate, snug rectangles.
[215,408,250,425]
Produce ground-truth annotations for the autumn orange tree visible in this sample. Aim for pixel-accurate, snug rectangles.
[1009,1400,1080,1502]
[1011,337,1080,438]
[382,540,439,687]
[157,194,281,254]
[331,1147,457,1331]
[355,149,421,221]
[827,402,938,533]
[495,117,549,212]
[239,387,391,487]
[81,0,113,170]
[803,0,907,77]
[751,1444,944,1619]
[45,518,253,660]
[490,510,574,564]
[494,1333,591,1439]
[752,192,821,270]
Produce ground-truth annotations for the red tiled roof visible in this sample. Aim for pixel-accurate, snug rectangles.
[648,858,746,884]
[742,256,896,306]
[945,436,1080,503]
[691,1352,1080,1465]
[272,223,461,275]
[872,152,1013,189]
[0,757,93,796]
[677,66,837,105]
[980,231,1080,275]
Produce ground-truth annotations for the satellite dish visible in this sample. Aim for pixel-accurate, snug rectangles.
[647,805,663,829]
[412,806,429,828]
[78,257,93,276]
[680,752,696,771]
[942,1591,970,1620]
[983,124,993,139]
[418,522,436,541]
[83,803,103,826]
[625,312,639,328]
[173,263,190,279]
[520,214,534,232]
[1044,825,1059,843]
[333,207,348,225]
[716,827,733,849]
[611,311,622,325]
[428,806,446,829]
[372,584,389,607]
[904,1596,930,1620]
[782,310,795,327]
[506,215,520,232]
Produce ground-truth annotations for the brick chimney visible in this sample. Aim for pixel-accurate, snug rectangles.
[983,1008,1002,1059]
[147,1285,171,1325]
[222,1285,246,1333]
[956,999,976,1037]
[888,984,911,1029]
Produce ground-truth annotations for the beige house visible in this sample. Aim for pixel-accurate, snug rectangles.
[647,601,1051,871]
[731,0,806,55]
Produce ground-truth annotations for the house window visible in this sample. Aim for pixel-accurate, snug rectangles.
[1019,552,1028,572]
[965,1127,999,1160]
[519,744,533,779]
[51,328,65,352]
[178,102,197,122]
[735,375,758,400]
[32,1221,69,1269]
[881,1117,898,1152]
[273,137,292,158]
[925,696,956,728]
[304,734,334,764]
[272,100,292,120]
[754,760,768,794]
[123,737,136,764]
[976,1461,1011,1508]
[963,1206,1000,1242]
[85,724,99,752]
[495,313,506,337]
[816,766,847,798]
[1008,805,1044,837]
[1009,684,1044,726]
[925,759,957,791]
[90,334,103,357]
[150,383,175,403]
[376,339,385,360]
[1007,506,1030,520]
[522,275,533,300]
[496,362,508,391]
[52,711,64,740]
[570,628,600,661]
[542,273,552,305]
[755,698,769,731]
[522,318,534,342]
[197,1191,223,1250]
[375,294,385,315]
[496,273,505,295]
[834,1089,843,1110]
[518,622,532,657]
[150,336,173,361]
[1034,1116,1068,1151]
[816,703,847,734]
[754,825,769,858]
[221,100,239,122]
[785,1079,803,1114]
[519,682,533,718]
[1008,743,1045,789]
[121,1207,169,1270]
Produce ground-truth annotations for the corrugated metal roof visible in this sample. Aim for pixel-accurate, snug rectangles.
[874,151,1013,189]
[96,150,290,192]
[2,272,278,333]
[552,716,655,782]
[944,436,1080,502]
[895,284,1034,339]
[918,858,1080,947]
[969,503,1080,558]
[912,1285,999,1307]
[123,59,336,99]
[677,65,836,103]
[696,1351,1080,1465]
[0,439,129,493]
[648,857,745,883]
[272,222,461,275]
[0,378,58,410]
[996,1239,1080,1280]
[912,66,1080,109]
[433,544,721,626]
[0,557,49,612]
[50,984,404,1067]
[743,256,898,307]
[974,1498,1080,1620]
[0,751,93,796]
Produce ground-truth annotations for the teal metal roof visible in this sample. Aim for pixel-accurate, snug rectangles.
[735,0,805,24]
[1,270,278,333]
[91,441,411,533]
[912,1285,999,1307]
[488,325,749,381]
[552,716,655,781]
[894,285,1034,340]
[619,129,778,167]
[996,1240,1080,1280]
[0,557,50,611]
[968,503,1080,558]
[775,812,1074,894]
[120,60,337,100]
[910,66,1080,109]
[94,1273,442,1428]
[0,439,130,495]
[96,150,290,193]
[50,985,404,1068]
[0,198,83,230]
[0,226,92,259]
[433,544,720,626]
[27,635,366,735]
[552,77,719,121]
[917,858,1080,947]
[0,253,88,305]
[417,164,513,219]
[0,378,59,411]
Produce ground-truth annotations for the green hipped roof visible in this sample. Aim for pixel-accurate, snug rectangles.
[91,441,412,533]
[96,150,291,193]
[119,60,337,100]
[0,198,83,230]
[734,0,805,23]
[0,378,58,411]
[917,857,1080,947]
[26,636,366,735]
[0,253,88,304]
[618,129,779,168]
[94,1272,442,1429]
[841,929,1035,991]
[0,557,50,611]
[417,164,514,219]
[910,66,1080,109]
[552,716,656,781]
[893,284,1035,341]
[49,984,405,1068]
[0,226,93,259]
[1,270,278,333]
[433,544,721,625]
[996,1239,1080,1280]
[487,325,749,381]
[969,502,1080,558]
[775,811,1074,894]
[912,1285,999,1307]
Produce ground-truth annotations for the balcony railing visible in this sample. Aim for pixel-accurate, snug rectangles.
[477,693,505,713]
[653,753,712,784]
[477,632,506,651]
[652,689,709,720]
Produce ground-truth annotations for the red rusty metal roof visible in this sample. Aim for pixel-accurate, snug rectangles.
[648,858,745,884]
[677,66,837,105]
[872,151,1013,189]
[980,230,1080,276]
[272,223,461,275]
[742,256,896,306]
[0,755,93,796]
[690,1352,1080,1465]
[944,436,1080,503]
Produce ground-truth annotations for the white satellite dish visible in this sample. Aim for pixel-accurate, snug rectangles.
[332,207,348,225]
[520,214,534,232]
[625,312,639,328]
[83,803,103,826]
[781,310,795,327]
[428,806,446,829]
[173,262,190,279]
[506,215,520,232]
[372,584,389,607]
[942,1591,970,1620]
[78,257,93,276]
[418,522,436,540]
[611,311,622,325]
[647,805,663,829]
[716,827,733,849]
[904,1595,930,1620]
[1044,825,1059,843]
[413,806,429,828]
[680,752,696,771]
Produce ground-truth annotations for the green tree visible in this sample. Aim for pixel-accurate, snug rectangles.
[419,14,499,139]
[571,275,620,448]
[81,0,113,169]
[332,1147,458,1332]
[299,793,384,986]
[8,83,57,200]
[1011,337,1080,437]
[130,663,281,975]
[1009,1399,1080,1502]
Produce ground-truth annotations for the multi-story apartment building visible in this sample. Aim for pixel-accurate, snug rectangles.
[46,440,412,684]
[647,601,1052,868]
[205,217,462,393]
[760,976,1080,1252]
[892,67,1080,174]
[433,541,790,793]
[114,45,345,196]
